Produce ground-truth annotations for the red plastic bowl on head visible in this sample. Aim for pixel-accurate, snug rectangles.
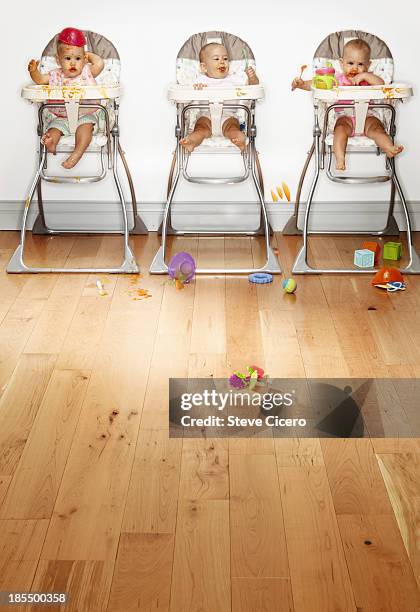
[371,267,404,286]
[58,27,86,47]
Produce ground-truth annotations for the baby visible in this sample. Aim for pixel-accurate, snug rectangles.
[292,39,403,170]
[28,27,104,169]
[180,43,259,152]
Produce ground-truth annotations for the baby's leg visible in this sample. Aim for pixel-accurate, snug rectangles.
[333,116,353,170]
[41,128,62,155]
[180,117,212,152]
[222,117,246,151]
[365,117,403,158]
[62,123,94,169]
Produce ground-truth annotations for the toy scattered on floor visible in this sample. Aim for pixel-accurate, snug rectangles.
[354,249,375,268]
[96,280,107,296]
[248,272,273,284]
[229,365,266,390]
[383,241,402,260]
[371,267,404,286]
[374,281,406,292]
[313,63,338,90]
[168,252,196,289]
[362,241,381,265]
[282,278,297,293]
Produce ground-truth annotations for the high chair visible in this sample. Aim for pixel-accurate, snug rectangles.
[283,30,420,275]
[7,30,146,274]
[150,31,281,275]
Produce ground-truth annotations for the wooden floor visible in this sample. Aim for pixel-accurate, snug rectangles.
[1,230,420,611]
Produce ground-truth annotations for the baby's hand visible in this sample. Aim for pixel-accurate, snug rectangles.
[28,59,39,73]
[291,76,304,90]
[351,72,370,85]
[193,83,207,90]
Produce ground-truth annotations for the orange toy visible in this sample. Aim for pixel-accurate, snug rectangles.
[371,267,403,286]
[362,241,381,265]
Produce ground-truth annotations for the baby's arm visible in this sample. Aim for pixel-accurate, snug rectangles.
[86,52,104,77]
[291,77,312,91]
[352,72,384,86]
[28,59,49,85]
[245,67,259,85]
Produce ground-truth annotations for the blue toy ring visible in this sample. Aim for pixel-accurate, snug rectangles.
[248,273,273,284]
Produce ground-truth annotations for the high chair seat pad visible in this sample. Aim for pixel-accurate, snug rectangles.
[56,134,109,149]
[194,136,248,151]
[324,134,377,148]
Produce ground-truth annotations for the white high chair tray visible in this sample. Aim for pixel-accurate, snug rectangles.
[313,83,412,102]
[22,83,121,101]
[168,83,264,102]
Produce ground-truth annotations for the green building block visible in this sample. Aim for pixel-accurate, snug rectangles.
[383,242,402,260]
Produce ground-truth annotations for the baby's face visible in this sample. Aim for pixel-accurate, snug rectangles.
[340,48,370,77]
[56,44,86,78]
[200,45,229,79]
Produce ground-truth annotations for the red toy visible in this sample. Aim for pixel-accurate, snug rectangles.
[371,267,403,286]
[362,241,381,265]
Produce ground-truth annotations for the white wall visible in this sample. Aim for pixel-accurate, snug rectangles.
[1,0,419,210]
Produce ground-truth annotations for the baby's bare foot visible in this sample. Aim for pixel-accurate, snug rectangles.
[335,157,346,171]
[383,144,404,158]
[230,132,247,151]
[62,151,83,169]
[41,133,57,154]
[180,133,204,152]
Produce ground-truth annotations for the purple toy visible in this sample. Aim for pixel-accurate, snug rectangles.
[168,252,196,283]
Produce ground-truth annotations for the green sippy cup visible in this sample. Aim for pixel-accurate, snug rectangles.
[313,63,338,89]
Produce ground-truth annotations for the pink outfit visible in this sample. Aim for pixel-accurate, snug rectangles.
[49,64,97,117]
[335,72,365,136]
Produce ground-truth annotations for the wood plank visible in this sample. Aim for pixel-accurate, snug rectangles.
[23,295,79,355]
[0,369,89,519]
[259,310,305,378]
[321,438,393,515]
[0,519,49,591]
[122,429,182,534]
[338,513,420,611]
[31,559,114,612]
[230,454,289,578]
[274,438,324,467]
[179,438,229,501]
[377,453,420,588]
[108,533,174,611]
[0,353,56,475]
[55,296,111,370]
[278,466,355,611]
[40,300,162,561]
[0,298,46,398]
[368,309,420,366]
[170,500,230,612]
[292,308,349,377]
[0,475,11,506]
[232,577,294,612]
[190,237,226,354]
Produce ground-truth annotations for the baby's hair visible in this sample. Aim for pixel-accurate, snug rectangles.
[343,38,371,58]
[199,42,228,63]
[56,40,85,53]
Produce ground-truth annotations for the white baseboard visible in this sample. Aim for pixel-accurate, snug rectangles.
[1,200,420,232]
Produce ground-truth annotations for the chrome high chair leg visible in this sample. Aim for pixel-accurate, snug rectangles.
[7,134,139,274]
[391,159,420,274]
[282,142,315,236]
[150,113,281,275]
